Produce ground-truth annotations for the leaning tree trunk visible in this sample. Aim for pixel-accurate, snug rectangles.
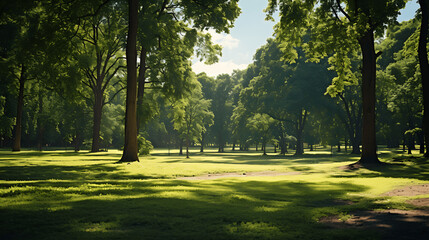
[120,0,139,162]
[12,65,26,152]
[418,0,429,157]
[91,91,103,152]
[358,30,380,164]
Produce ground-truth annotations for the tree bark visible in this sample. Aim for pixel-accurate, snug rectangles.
[418,0,429,157]
[12,64,26,152]
[91,90,103,152]
[120,0,139,162]
[294,109,307,155]
[358,30,380,164]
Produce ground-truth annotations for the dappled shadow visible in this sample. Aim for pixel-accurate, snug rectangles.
[335,158,429,181]
[0,164,154,181]
[0,179,377,240]
[322,210,429,240]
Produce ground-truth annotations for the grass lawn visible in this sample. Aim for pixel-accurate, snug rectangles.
[0,147,428,239]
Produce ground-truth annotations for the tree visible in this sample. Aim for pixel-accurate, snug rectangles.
[240,39,332,155]
[418,0,429,157]
[120,0,139,162]
[267,0,406,164]
[75,6,126,152]
[172,83,213,158]
[246,113,276,155]
[120,0,240,162]
[212,74,235,152]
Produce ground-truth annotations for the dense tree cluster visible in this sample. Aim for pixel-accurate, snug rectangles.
[0,0,428,163]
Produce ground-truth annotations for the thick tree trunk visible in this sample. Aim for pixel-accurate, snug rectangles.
[418,0,429,157]
[294,110,307,155]
[337,142,341,152]
[12,65,26,152]
[91,91,103,152]
[120,0,139,162]
[358,30,380,164]
[295,132,304,155]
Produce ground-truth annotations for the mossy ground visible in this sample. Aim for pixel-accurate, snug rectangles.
[0,147,428,239]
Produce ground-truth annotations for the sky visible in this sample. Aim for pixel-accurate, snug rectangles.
[192,0,420,78]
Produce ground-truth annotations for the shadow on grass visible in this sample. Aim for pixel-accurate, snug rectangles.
[334,157,429,181]
[0,179,378,240]
[154,151,356,166]
[0,164,154,181]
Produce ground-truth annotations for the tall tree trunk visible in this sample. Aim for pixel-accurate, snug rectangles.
[120,0,139,162]
[358,30,380,164]
[91,91,103,152]
[418,0,429,157]
[12,64,26,152]
[294,109,307,155]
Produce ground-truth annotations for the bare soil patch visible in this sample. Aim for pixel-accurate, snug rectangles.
[407,198,429,207]
[177,171,300,180]
[320,209,429,239]
[382,184,429,197]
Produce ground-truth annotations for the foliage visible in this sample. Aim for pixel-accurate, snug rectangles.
[137,135,153,156]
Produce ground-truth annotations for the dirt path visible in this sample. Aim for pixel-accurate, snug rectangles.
[177,171,301,180]
[382,184,429,197]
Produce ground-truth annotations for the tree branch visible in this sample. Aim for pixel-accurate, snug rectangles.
[335,0,351,21]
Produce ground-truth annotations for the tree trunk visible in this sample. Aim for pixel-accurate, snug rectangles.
[418,0,429,157]
[186,137,190,158]
[200,132,205,152]
[295,132,304,155]
[232,142,235,151]
[120,0,139,162]
[337,142,341,152]
[12,65,26,152]
[91,91,103,152]
[358,30,380,164]
[294,110,307,155]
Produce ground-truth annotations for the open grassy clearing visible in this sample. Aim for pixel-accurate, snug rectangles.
[0,148,428,239]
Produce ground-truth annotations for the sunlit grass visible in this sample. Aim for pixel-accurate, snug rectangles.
[0,147,428,239]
